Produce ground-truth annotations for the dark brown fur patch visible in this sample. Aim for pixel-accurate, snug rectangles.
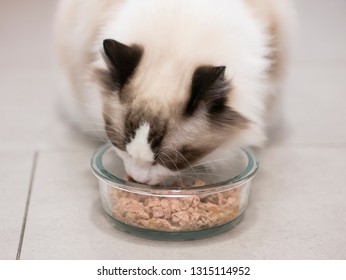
[185,66,229,116]
[148,115,168,155]
[101,39,143,93]
[211,106,249,129]
[185,65,249,130]
[157,145,209,171]
[124,107,168,155]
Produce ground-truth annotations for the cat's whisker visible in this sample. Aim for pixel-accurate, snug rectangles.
[158,151,183,186]
[160,145,203,179]
[66,97,127,130]
[156,160,173,188]
[68,97,125,117]
[73,132,107,143]
[192,157,228,168]
[73,123,108,141]
[169,145,198,178]
[156,146,203,182]
[72,116,128,140]
[72,120,106,127]
[181,171,226,177]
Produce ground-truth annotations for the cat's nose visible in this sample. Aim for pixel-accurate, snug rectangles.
[128,169,161,185]
[126,165,163,185]
[129,172,151,185]
[125,163,151,184]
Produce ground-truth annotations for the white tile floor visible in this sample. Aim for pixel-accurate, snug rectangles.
[0,0,345,260]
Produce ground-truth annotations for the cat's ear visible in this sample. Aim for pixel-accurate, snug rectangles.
[185,65,249,129]
[185,66,229,116]
[102,39,143,89]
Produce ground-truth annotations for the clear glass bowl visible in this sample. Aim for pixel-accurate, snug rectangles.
[91,143,259,240]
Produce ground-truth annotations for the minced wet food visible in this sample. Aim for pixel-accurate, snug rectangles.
[109,179,241,232]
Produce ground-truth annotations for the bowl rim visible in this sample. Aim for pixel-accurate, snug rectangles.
[91,143,259,194]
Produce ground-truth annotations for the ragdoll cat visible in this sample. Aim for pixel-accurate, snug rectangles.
[54,0,294,185]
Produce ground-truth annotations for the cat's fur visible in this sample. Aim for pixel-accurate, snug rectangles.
[54,0,294,184]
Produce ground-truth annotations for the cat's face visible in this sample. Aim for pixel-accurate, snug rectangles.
[96,39,249,185]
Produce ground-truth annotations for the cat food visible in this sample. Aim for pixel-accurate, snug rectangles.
[92,143,258,239]
[109,179,240,232]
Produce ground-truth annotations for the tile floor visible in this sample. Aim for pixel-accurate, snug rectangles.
[0,0,345,259]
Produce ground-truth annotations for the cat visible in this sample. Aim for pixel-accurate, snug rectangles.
[54,0,294,185]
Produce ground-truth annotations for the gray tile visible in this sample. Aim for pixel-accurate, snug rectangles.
[0,0,100,151]
[21,148,346,259]
[0,70,102,151]
[239,147,346,259]
[270,64,346,146]
[20,150,101,259]
[293,0,346,63]
[268,0,346,146]
[0,150,34,259]
[0,0,57,69]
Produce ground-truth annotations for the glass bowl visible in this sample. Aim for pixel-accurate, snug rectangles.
[91,143,259,240]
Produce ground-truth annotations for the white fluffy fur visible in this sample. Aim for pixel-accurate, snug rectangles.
[99,0,270,125]
[55,0,294,184]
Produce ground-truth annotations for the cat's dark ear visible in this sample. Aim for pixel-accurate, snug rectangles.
[184,66,229,116]
[102,39,143,90]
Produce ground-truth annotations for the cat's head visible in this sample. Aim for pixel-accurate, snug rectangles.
[94,39,255,185]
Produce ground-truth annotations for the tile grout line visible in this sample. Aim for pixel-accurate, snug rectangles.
[16,151,39,260]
